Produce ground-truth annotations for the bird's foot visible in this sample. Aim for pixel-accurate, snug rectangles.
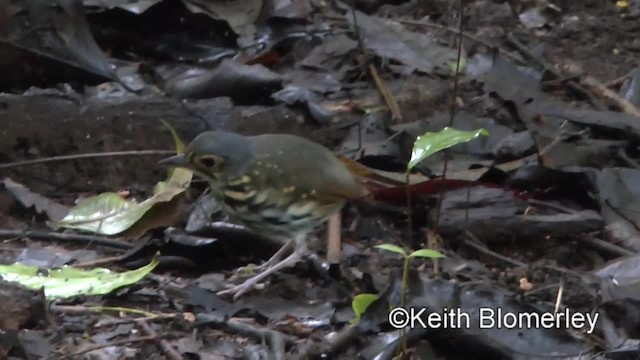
[216,276,265,300]
[256,238,296,271]
[217,243,305,301]
[233,263,261,277]
[234,238,296,276]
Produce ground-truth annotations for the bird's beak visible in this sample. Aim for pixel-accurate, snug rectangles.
[158,154,190,168]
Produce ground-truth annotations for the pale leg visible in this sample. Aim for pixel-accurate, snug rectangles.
[218,235,307,300]
[254,238,295,271]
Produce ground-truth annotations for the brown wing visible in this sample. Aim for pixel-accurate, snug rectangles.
[249,134,368,202]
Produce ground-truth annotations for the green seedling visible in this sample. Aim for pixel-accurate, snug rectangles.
[375,245,445,307]
[350,293,380,324]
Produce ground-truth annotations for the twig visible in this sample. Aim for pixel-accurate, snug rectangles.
[618,148,640,170]
[527,199,578,214]
[0,150,175,169]
[95,314,180,328]
[349,6,402,121]
[367,59,403,121]
[434,0,465,232]
[542,263,594,280]
[0,229,133,249]
[69,335,160,357]
[541,74,581,88]
[506,33,607,111]
[604,72,632,88]
[196,314,293,359]
[50,305,157,317]
[538,125,589,158]
[581,76,640,117]
[293,323,360,360]
[72,255,126,268]
[579,234,633,257]
[51,304,183,359]
[463,231,527,267]
[138,320,183,360]
[399,19,524,64]
[553,279,564,314]
[605,198,640,232]
[225,318,288,360]
[50,304,181,328]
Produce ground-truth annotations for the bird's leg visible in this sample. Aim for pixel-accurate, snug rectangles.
[218,235,307,300]
[253,238,295,272]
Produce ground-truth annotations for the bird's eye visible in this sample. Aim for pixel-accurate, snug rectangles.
[199,155,219,168]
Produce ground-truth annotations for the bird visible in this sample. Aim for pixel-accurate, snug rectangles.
[159,131,367,299]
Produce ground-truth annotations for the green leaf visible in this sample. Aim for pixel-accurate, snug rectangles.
[350,293,379,324]
[56,122,193,235]
[375,244,407,257]
[0,255,159,299]
[55,193,143,235]
[155,119,187,193]
[409,249,446,259]
[449,56,467,75]
[160,119,185,154]
[407,127,489,170]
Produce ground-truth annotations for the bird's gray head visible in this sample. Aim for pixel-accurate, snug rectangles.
[159,131,255,181]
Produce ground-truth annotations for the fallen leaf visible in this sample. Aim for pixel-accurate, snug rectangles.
[2,178,69,222]
[349,10,460,75]
[55,121,192,235]
[408,127,489,170]
[0,254,159,300]
[182,0,261,47]
[1,0,120,82]
[351,293,379,324]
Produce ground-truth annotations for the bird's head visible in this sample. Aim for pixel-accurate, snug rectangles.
[159,131,255,181]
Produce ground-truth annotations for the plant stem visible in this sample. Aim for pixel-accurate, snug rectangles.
[399,256,410,358]
[401,257,409,307]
